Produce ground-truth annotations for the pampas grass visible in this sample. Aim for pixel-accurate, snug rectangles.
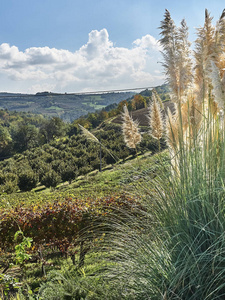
[159,10,192,103]
[94,9,225,300]
[149,92,164,151]
[121,105,141,150]
[209,61,225,111]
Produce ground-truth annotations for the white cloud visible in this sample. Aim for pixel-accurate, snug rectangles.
[0,29,164,93]
[80,28,113,59]
[133,34,162,51]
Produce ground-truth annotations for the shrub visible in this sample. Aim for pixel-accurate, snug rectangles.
[41,170,61,188]
[18,171,38,192]
[0,180,18,194]
[78,165,93,175]
[61,166,78,183]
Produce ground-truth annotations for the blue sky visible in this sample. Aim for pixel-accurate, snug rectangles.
[0,0,225,93]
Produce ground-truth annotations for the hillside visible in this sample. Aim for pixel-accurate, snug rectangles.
[111,100,175,126]
[0,91,134,122]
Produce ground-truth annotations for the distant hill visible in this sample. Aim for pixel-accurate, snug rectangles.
[0,91,135,122]
[139,84,170,100]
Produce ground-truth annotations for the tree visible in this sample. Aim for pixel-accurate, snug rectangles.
[11,124,38,153]
[131,95,147,110]
[39,117,66,143]
[117,100,129,112]
[0,125,12,158]
[87,113,100,128]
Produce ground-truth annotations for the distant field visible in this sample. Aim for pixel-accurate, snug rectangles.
[89,103,106,110]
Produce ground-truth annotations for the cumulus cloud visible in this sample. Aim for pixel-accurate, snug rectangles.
[0,29,164,93]
[133,34,162,51]
[0,43,26,62]
[80,28,113,59]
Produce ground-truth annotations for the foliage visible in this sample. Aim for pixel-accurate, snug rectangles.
[40,170,61,188]
[39,117,66,143]
[0,123,158,194]
[38,268,128,300]
[14,231,33,265]
[18,172,38,192]
[0,180,18,195]
[60,166,78,183]
[0,194,140,255]
[0,273,20,299]
[11,124,38,153]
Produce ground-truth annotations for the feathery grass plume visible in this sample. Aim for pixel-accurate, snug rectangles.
[159,9,179,102]
[155,9,225,298]
[176,19,193,101]
[159,10,192,103]
[166,107,179,152]
[165,106,180,171]
[181,95,203,141]
[74,9,225,299]
[194,9,215,103]
[149,92,164,151]
[209,60,225,111]
[214,9,225,72]
[121,105,141,149]
[152,88,164,109]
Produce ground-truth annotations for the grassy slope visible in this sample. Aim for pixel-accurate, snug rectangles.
[0,150,168,209]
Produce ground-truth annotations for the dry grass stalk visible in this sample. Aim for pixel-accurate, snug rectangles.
[181,95,203,139]
[209,61,225,111]
[166,106,179,152]
[152,89,164,109]
[78,124,99,143]
[149,93,164,150]
[194,9,215,91]
[79,124,118,163]
[194,9,225,107]
[176,19,193,101]
[122,105,141,149]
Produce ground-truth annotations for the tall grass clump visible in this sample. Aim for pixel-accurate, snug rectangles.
[95,9,225,299]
